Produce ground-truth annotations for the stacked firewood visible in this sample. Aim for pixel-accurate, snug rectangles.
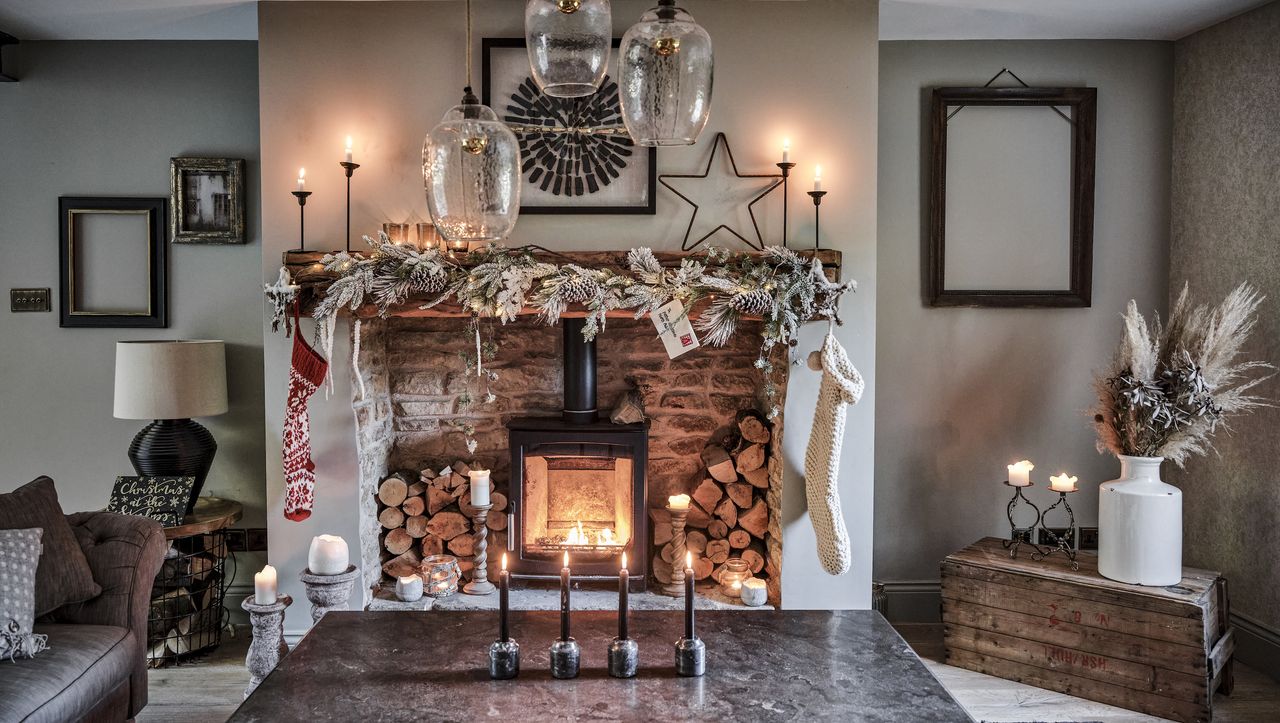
[147,533,227,665]
[650,410,773,587]
[378,461,508,581]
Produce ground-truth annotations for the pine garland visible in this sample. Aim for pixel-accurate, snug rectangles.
[298,234,855,445]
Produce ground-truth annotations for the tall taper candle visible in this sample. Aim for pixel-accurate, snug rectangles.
[499,553,510,643]
[619,552,629,640]
[560,551,571,641]
[684,551,694,639]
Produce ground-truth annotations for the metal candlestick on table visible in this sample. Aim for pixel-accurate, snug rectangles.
[463,503,496,595]
[1001,481,1045,560]
[241,594,291,699]
[661,504,690,597]
[1033,488,1081,570]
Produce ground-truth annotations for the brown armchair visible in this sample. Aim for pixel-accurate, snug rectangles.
[0,511,166,722]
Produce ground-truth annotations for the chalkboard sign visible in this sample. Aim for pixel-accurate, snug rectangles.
[107,476,196,528]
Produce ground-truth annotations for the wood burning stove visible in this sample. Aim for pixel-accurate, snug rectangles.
[506,319,648,589]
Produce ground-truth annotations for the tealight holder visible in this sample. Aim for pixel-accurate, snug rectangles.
[608,637,639,679]
[422,554,462,598]
[1001,481,1045,560]
[718,558,752,598]
[489,639,520,680]
[674,636,706,678]
[550,638,581,679]
[1033,488,1080,570]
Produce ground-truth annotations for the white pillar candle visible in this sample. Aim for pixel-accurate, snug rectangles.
[740,578,767,607]
[1007,460,1034,487]
[254,565,277,605]
[668,493,691,510]
[308,534,349,575]
[1049,473,1079,493]
[781,138,791,164]
[468,469,491,507]
[395,575,423,602]
[296,167,306,191]
[344,135,354,163]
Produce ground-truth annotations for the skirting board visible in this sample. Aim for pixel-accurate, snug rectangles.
[881,579,1280,683]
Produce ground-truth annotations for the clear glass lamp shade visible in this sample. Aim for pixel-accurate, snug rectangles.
[618,1,712,146]
[423,102,522,243]
[526,0,612,98]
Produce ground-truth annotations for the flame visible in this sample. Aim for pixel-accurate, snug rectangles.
[563,550,569,568]
[685,550,693,569]
[501,552,507,572]
[621,552,627,569]
[564,521,621,547]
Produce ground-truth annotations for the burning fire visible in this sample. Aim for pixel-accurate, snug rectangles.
[564,520,620,547]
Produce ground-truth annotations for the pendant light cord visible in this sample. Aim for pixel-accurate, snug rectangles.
[465,0,473,90]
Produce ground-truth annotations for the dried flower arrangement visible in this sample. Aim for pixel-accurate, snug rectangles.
[1092,283,1272,467]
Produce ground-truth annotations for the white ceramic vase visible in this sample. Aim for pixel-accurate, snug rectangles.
[1098,455,1183,586]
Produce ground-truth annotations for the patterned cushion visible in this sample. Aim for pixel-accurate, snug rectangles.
[0,477,102,616]
[0,528,46,661]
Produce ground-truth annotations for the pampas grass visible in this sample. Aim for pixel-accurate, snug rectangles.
[1092,282,1273,467]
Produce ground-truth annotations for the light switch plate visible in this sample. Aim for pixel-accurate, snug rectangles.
[10,288,51,312]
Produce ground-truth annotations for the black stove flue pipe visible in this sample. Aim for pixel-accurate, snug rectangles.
[562,318,597,424]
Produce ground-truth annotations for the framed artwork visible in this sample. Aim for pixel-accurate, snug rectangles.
[170,157,246,244]
[58,196,167,328]
[928,86,1096,307]
[482,38,656,215]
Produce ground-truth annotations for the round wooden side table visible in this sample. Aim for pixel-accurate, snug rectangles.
[148,497,243,667]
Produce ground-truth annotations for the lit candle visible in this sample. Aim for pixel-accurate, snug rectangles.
[1007,460,1034,486]
[295,167,306,192]
[1049,473,1079,493]
[344,135,354,163]
[560,551,571,642]
[813,165,823,192]
[254,564,277,605]
[499,553,510,643]
[395,574,423,602]
[684,551,695,640]
[668,493,690,510]
[740,578,768,607]
[307,534,349,575]
[618,552,629,640]
[782,138,791,164]
[469,469,491,507]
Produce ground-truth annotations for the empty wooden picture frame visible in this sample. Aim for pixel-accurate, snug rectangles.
[170,157,246,244]
[59,196,167,328]
[928,86,1096,307]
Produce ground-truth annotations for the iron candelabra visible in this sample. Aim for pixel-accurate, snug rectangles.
[777,161,796,248]
[340,161,360,252]
[290,191,312,252]
[1001,480,1045,560]
[1033,488,1080,570]
[807,190,828,250]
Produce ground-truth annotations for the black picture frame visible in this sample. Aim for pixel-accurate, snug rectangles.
[58,196,167,328]
[928,86,1096,308]
[170,157,246,245]
[482,37,657,215]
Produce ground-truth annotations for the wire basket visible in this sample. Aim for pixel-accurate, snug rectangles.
[147,528,236,667]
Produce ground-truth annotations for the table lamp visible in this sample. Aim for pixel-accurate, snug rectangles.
[114,340,228,514]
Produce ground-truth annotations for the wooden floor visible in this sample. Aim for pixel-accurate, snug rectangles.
[143,624,1280,722]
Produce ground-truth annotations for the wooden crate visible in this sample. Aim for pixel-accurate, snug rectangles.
[942,537,1234,722]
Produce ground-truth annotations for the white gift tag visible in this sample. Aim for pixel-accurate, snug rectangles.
[652,299,700,359]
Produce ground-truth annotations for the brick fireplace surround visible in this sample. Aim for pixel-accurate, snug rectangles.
[349,314,786,603]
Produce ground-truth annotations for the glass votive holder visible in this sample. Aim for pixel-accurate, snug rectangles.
[718,558,752,598]
[416,222,443,251]
[421,554,462,598]
[382,222,410,245]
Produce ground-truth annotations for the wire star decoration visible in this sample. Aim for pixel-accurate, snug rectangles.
[658,132,785,251]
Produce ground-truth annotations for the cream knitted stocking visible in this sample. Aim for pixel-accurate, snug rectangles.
[803,329,864,575]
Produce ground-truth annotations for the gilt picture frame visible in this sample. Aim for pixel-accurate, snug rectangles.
[58,196,167,328]
[170,157,246,244]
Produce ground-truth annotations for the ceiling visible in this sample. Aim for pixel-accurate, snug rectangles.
[0,0,1269,41]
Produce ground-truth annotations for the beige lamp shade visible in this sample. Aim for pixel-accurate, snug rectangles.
[113,340,228,420]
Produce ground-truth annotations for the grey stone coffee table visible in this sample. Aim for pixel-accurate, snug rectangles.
[230,610,972,722]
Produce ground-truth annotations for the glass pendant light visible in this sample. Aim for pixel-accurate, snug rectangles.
[423,0,522,243]
[618,0,713,146]
[525,0,612,98]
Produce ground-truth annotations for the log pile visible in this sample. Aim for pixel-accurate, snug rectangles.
[146,533,228,666]
[650,410,773,589]
[377,461,508,582]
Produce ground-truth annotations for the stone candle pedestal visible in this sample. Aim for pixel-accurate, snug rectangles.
[241,594,292,699]
[661,505,689,597]
[300,565,360,624]
[463,503,495,595]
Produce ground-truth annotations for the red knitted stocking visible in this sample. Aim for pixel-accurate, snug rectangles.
[282,310,329,521]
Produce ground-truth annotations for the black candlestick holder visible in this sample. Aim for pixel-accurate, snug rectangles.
[339,161,360,252]
[1033,489,1080,570]
[608,637,639,679]
[549,638,580,679]
[777,162,796,248]
[290,191,313,252]
[488,638,519,680]
[674,636,705,677]
[807,190,828,250]
[1001,481,1045,560]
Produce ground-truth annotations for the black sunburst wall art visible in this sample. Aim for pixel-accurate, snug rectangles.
[482,38,656,215]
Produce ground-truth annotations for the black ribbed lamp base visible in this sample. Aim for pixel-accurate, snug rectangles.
[127,419,218,514]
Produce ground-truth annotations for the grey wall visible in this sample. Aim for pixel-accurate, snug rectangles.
[258,0,878,628]
[0,41,266,586]
[1170,1,1280,637]
[876,41,1174,598]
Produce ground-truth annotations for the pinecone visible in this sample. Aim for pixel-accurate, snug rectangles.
[411,267,448,294]
[559,274,600,304]
[729,289,773,316]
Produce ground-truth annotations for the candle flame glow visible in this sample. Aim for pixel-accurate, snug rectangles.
[563,550,569,568]
[621,552,627,569]
[783,138,791,152]
[685,550,693,569]
[298,167,306,179]
[345,135,353,150]
[501,552,507,571]
[815,165,822,181]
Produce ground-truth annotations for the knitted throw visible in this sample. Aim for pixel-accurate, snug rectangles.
[803,329,864,575]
